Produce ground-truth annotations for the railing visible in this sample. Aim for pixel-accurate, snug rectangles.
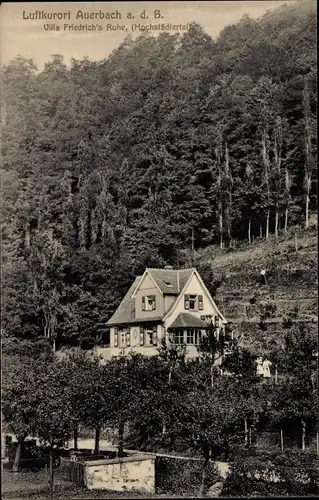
[59,457,85,486]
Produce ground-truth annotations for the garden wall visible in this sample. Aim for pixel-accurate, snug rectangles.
[83,455,156,493]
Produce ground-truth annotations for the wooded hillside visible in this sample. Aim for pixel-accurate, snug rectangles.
[1,0,317,348]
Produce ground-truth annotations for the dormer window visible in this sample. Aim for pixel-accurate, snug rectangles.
[184,294,203,311]
[142,295,156,311]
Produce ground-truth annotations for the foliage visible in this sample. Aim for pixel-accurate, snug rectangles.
[221,450,319,497]
[35,362,75,450]
[1,1,317,348]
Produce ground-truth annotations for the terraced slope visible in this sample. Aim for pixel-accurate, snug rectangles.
[200,228,318,354]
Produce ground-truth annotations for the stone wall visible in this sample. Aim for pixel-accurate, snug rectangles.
[84,455,156,493]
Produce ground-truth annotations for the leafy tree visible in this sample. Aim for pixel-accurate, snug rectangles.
[35,361,75,495]
[271,326,317,450]
[2,355,47,471]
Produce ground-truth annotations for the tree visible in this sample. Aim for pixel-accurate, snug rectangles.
[35,361,75,496]
[302,75,316,229]
[2,355,46,471]
[66,353,112,455]
[108,354,146,457]
[183,376,243,495]
[158,338,186,438]
[271,326,317,450]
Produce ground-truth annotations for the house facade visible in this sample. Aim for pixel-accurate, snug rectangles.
[97,267,227,360]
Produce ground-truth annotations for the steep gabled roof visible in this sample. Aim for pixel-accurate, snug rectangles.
[106,267,224,327]
[168,312,208,329]
[106,276,141,326]
[146,268,194,294]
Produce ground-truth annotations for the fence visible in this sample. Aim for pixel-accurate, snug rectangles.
[59,457,86,486]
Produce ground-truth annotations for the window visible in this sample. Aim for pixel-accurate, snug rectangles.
[164,281,173,288]
[184,295,190,309]
[142,295,156,311]
[184,294,203,311]
[145,325,157,346]
[114,327,118,347]
[173,329,184,345]
[186,328,202,345]
[189,295,197,310]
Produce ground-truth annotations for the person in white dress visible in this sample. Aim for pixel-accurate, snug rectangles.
[262,359,272,378]
[256,357,264,376]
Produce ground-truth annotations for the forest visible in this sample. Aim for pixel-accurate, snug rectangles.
[1,0,317,350]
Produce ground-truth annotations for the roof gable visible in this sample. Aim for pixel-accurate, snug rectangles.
[163,269,227,323]
[131,269,163,298]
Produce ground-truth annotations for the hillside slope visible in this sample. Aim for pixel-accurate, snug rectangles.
[199,227,318,354]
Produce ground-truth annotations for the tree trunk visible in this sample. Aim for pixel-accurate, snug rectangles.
[275,207,279,238]
[12,439,23,472]
[118,420,125,458]
[305,194,310,229]
[266,210,270,239]
[248,218,251,245]
[259,223,263,239]
[168,434,175,452]
[199,456,209,497]
[284,207,288,233]
[219,213,223,249]
[301,419,306,451]
[163,365,173,435]
[48,446,54,499]
[94,426,100,455]
[244,419,248,446]
[211,363,214,389]
[73,427,78,451]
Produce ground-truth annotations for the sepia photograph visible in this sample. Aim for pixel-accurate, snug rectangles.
[0,1,318,498]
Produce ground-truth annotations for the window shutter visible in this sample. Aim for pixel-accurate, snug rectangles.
[152,295,156,310]
[126,332,131,347]
[142,296,145,311]
[198,295,203,310]
[140,327,144,346]
[214,315,219,327]
[184,294,190,310]
[152,325,157,346]
[114,328,118,347]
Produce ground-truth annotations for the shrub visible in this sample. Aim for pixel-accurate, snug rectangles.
[155,457,221,495]
[221,450,319,497]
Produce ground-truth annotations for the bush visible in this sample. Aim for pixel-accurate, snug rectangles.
[155,457,221,495]
[221,450,319,497]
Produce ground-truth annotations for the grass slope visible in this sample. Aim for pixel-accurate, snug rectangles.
[199,226,318,354]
